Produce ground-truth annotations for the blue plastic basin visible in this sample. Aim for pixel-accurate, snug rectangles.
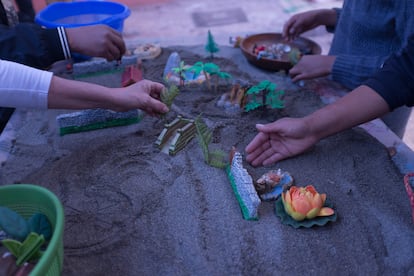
[35,1,131,32]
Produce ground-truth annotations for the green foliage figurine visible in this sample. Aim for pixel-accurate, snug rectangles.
[0,206,52,266]
[205,30,219,59]
[288,47,302,66]
[161,85,179,110]
[172,61,188,86]
[195,115,227,169]
[189,62,232,91]
[244,80,284,112]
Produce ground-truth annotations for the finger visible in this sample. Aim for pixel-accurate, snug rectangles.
[246,137,272,163]
[146,98,169,114]
[149,82,165,98]
[282,21,292,38]
[262,151,285,166]
[106,43,121,61]
[282,17,296,39]
[245,132,268,153]
[291,73,305,83]
[108,29,127,56]
[249,143,275,167]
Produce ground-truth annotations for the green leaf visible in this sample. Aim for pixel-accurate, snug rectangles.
[161,85,180,109]
[257,80,271,90]
[195,116,212,163]
[2,239,22,257]
[218,72,232,80]
[28,213,52,241]
[0,206,30,241]
[265,90,285,109]
[208,149,228,169]
[244,101,262,112]
[203,63,220,74]
[16,232,45,265]
[188,62,204,74]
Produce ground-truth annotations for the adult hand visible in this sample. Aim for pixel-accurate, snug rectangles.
[115,80,169,116]
[65,25,126,61]
[289,55,336,83]
[245,118,319,167]
[282,9,337,41]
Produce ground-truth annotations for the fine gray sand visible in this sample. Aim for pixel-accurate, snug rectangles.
[1,46,413,275]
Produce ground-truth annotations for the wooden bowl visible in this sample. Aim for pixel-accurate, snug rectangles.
[240,33,322,71]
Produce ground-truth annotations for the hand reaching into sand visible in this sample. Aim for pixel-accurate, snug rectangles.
[113,80,169,116]
[289,55,336,83]
[245,119,319,166]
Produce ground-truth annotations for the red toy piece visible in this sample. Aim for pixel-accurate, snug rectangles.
[122,61,143,87]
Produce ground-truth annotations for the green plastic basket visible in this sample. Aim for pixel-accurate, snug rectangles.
[0,184,64,276]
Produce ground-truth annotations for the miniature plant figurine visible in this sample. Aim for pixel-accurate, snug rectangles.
[3,232,45,265]
[244,80,284,112]
[209,69,232,92]
[0,206,52,266]
[189,62,222,91]
[195,116,227,169]
[161,85,180,110]
[288,47,302,66]
[189,62,211,90]
[281,185,334,221]
[205,30,219,59]
[172,60,188,86]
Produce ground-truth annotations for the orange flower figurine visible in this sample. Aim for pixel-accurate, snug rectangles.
[282,185,334,221]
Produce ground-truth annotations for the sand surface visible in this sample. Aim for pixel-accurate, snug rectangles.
[1,46,413,275]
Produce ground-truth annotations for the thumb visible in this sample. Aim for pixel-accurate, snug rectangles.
[256,123,274,133]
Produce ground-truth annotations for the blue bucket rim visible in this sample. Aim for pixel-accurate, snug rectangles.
[35,1,131,29]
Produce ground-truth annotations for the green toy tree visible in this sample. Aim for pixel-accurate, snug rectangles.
[172,61,187,86]
[205,30,219,59]
[244,80,285,112]
[190,61,212,90]
[209,69,232,92]
[189,61,232,92]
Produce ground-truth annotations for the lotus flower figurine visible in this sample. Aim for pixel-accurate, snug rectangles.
[282,185,334,221]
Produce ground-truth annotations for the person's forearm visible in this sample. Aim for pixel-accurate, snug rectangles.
[304,85,390,140]
[316,9,337,28]
[47,76,117,110]
[0,60,52,108]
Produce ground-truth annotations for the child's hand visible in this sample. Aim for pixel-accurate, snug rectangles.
[114,80,169,116]
[289,55,336,83]
[282,9,337,41]
[66,25,126,61]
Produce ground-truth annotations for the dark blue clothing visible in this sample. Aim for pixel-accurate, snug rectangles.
[365,35,414,111]
[329,0,414,90]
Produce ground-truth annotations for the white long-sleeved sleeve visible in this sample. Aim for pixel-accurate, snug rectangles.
[0,60,53,109]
